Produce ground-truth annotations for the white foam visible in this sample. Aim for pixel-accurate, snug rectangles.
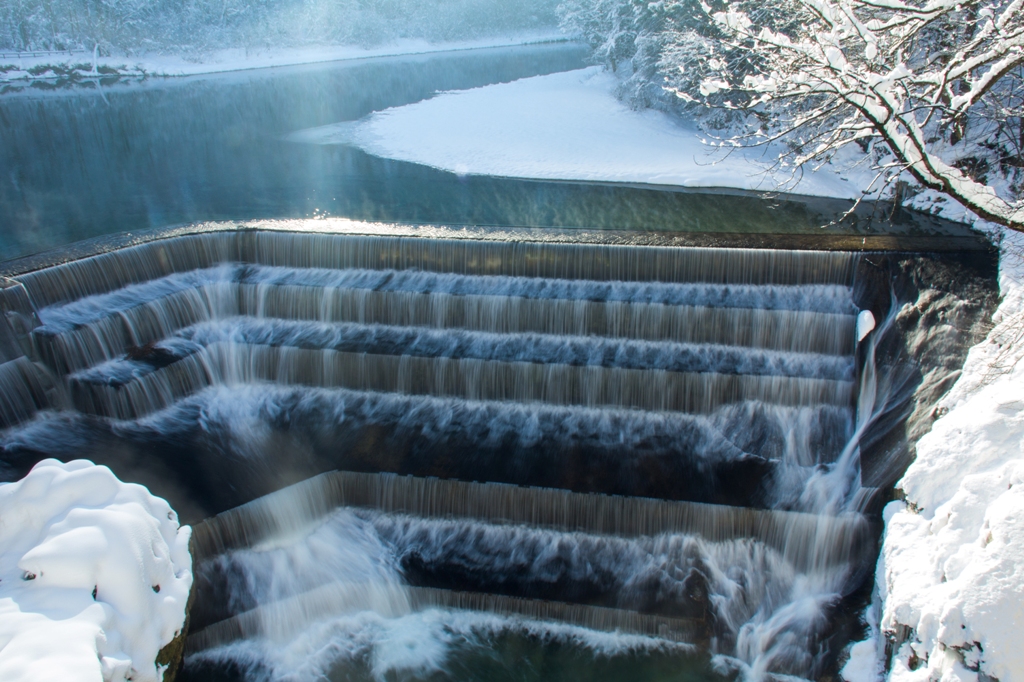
[192,505,854,678]
[191,603,687,682]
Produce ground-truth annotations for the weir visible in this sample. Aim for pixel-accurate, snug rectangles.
[185,584,707,654]
[11,231,860,311]
[38,282,856,375]
[0,221,998,680]
[69,342,854,420]
[190,471,873,572]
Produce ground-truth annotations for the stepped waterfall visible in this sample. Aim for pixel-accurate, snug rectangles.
[0,224,997,680]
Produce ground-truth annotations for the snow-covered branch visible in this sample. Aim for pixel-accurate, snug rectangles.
[670,0,1024,230]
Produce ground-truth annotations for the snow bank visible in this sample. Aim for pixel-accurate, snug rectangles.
[0,460,192,682]
[0,32,565,86]
[293,66,872,199]
[876,227,1024,681]
[140,33,563,77]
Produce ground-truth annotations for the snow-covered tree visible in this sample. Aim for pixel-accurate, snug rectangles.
[0,0,560,54]
[660,0,1024,231]
[558,0,724,112]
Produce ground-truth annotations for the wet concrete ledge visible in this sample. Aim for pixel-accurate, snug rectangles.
[190,470,875,574]
[185,584,708,654]
[0,217,994,279]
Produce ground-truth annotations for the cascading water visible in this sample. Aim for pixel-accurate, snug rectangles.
[0,224,996,680]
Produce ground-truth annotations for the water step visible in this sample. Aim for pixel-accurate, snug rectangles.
[251,286,856,354]
[16,232,860,310]
[190,471,873,574]
[0,276,41,362]
[184,583,707,655]
[67,318,854,387]
[36,280,856,375]
[38,381,846,510]
[32,263,858,335]
[69,342,855,420]
[0,357,54,429]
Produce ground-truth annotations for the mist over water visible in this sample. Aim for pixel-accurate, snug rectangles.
[0,44,586,259]
[187,506,860,681]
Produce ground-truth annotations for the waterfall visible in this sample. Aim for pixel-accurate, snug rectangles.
[0,227,882,680]
[68,342,854,420]
[186,584,706,653]
[0,358,52,428]
[15,232,859,311]
[190,471,872,571]
[185,487,869,678]
[41,288,855,374]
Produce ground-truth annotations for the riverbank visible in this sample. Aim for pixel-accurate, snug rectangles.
[0,31,566,93]
[872,224,1024,682]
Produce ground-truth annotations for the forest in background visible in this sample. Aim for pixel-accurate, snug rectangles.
[559,0,1024,229]
[3,0,1020,228]
[0,0,560,54]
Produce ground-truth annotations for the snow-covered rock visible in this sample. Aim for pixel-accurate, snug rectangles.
[0,459,193,682]
[879,227,1024,681]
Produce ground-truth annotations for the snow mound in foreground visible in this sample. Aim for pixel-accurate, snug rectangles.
[880,228,1024,682]
[0,459,192,682]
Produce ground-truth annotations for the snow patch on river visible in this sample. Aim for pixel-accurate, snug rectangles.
[0,460,192,682]
[293,66,875,199]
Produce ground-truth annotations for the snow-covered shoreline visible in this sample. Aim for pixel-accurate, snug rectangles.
[0,31,567,88]
[0,460,192,682]
[872,226,1024,682]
